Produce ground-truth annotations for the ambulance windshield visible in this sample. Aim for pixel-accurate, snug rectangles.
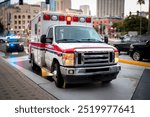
[55,26,103,43]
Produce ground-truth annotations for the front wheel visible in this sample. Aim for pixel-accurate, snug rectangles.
[132,51,142,61]
[31,56,37,70]
[52,62,65,88]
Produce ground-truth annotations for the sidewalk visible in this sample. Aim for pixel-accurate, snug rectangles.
[0,57,56,100]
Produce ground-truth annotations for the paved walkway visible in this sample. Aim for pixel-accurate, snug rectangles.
[0,57,56,100]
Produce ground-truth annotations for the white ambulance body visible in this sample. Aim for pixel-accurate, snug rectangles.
[29,11,121,88]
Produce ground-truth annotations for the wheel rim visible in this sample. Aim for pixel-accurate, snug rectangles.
[133,52,140,61]
[52,65,58,82]
[31,59,33,67]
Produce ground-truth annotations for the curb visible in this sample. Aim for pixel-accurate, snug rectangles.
[119,59,150,67]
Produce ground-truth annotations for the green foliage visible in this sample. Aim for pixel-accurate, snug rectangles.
[124,15,148,34]
[137,0,145,5]
[112,21,124,32]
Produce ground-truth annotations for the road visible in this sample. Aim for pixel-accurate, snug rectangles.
[1,51,145,100]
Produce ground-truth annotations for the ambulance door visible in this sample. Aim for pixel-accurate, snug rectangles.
[45,28,54,68]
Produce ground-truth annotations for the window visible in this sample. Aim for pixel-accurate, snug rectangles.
[15,26,17,29]
[19,21,21,24]
[19,26,21,29]
[18,15,21,19]
[14,21,17,24]
[47,28,53,43]
[14,15,17,19]
[55,26,103,43]
[28,15,30,19]
[22,15,25,19]
[22,21,25,24]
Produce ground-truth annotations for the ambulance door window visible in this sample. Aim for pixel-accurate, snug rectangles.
[46,28,53,43]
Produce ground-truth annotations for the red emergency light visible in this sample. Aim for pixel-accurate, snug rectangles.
[73,16,79,22]
[86,17,91,23]
[66,16,72,25]
[43,14,51,20]
[59,15,65,21]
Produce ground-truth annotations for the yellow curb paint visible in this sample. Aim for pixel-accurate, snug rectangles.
[119,59,150,67]
[41,68,47,77]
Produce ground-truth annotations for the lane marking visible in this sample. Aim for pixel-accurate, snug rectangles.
[119,59,150,67]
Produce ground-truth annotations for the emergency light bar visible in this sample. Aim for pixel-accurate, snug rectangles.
[73,16,79,22]
[43,14,51,20]
[59,15,65,21]
[66,16,72,25]
[43,14,92,24]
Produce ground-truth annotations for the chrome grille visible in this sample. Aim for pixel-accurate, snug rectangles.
[76,51,114,66]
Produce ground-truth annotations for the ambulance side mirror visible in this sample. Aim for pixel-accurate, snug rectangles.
[104,36,108,44]
[40,35,46,43]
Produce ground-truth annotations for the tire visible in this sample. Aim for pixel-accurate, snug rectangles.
[52,62,65,88]
[132,51,142,61]
[31,56,37,70]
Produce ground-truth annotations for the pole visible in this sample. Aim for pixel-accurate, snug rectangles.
[140,4,142,36]
[147,0,150,34]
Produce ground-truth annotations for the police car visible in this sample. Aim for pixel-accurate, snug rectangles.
[0,36,24,52]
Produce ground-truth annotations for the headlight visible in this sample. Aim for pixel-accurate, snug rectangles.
[6,43,9,46]
[115,52,119,63]
[130,44,134,49]
[62,53,74,66]
[19,42,24,46]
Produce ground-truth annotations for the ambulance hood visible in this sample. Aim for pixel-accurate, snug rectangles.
[56,43,115,52]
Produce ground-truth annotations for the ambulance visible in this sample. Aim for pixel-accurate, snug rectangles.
[29,11,121,88]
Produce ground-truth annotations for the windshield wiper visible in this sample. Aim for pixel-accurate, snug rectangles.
[57,39,81,43]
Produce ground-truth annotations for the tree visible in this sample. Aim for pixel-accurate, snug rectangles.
[112,21,124,32]
[0,21,4,34]
[137,0,145,4]
[124,15,148,34]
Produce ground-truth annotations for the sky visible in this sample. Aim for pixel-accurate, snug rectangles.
[0,0,149,16]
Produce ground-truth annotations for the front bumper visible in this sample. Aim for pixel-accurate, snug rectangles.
[60,64,121,83]
[6,45,24,52]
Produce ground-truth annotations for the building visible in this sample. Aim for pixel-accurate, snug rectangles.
[56,0,71,12]
[40,0,71,13]
[97,0,125,18]
[41,2,48,11]
[80,5,91,15]
[0,0,10,8]
[66,8,83,15]
[93,17,123,36]
[0,3,40,34]
[49,0,57,11]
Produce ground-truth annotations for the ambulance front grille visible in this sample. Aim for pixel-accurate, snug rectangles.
[76,51,114,66]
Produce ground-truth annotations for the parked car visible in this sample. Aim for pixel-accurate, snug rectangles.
[113,37,140,54]
[0,37,24,52]
[129,40,150,61]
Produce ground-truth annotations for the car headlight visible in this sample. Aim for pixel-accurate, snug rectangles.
[115,52,119,63]
[130,44,134,49]
[62,53,74,66]
[6,43,9,46]
[19,42,24,46]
